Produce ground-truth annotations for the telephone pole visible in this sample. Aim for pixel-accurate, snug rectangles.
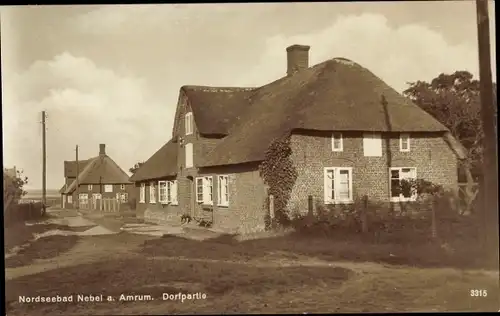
[76,145,80,210]
[476,0,498,263]
[42,111,47,214]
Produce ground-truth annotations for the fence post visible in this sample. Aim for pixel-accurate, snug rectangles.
[361,195,368,233]
[431,195,438,239]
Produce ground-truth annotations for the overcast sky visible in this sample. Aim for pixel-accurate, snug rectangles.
[1,2,497,190]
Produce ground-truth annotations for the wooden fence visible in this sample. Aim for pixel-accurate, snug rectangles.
[267,182,480,238]
[79,197,123,213]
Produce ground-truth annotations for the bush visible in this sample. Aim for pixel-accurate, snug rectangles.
[4,202,46,226]
[288,189,475,245]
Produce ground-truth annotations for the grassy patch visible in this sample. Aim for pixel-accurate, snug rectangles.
[5,235,81,268]
[5,255,351,315]
[4,222,59,253]
[4,231,499,315]
[141,232,494,270]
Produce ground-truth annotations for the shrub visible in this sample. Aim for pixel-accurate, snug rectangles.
[259,135,298,227]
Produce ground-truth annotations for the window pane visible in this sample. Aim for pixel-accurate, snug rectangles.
[391,169,400,179]
[401,139,409,150]
[333,138,341,148]
[338,170,350,199]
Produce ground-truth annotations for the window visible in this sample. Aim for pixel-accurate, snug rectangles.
[196,177,204,203]
[399,133,410,152]
[218,175,229,206]
[139,183,145,203]
[67,195,73,204]
[92,193,102,200]
[149,182,156,204]
[324,167,353,204]
[88,184,93,191]
[79,193,89,206]
[185,112,193,135]
[168,180,178,205]
[116,193,128,203]
[331,132,343,152]
[104,184,113,193]
[363,133,382,157]
[185,143,193,168]
[120,184,126,190]
[390,167,417,202]
[159,181,168,204]
[203,176,213,205]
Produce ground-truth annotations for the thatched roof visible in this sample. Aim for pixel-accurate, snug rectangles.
[199,57,449,167]
[129,139,178,182]
[63,155,131,194]
[64,159,93,178]
[181,86,256,135]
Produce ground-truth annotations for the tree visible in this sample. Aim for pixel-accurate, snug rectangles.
[129,162,145,174]
[3,169,28,212]
[404,71,497,181]
[404,71,497,215]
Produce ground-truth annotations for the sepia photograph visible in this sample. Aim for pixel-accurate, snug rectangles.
[2,1,498,314]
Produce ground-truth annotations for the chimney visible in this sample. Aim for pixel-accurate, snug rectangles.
[286,44,310,76]
[99,144,106,156]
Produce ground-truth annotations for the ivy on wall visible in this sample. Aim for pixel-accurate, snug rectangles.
[259,134,298,227]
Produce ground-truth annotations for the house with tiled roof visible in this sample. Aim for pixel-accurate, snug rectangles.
[60,144,133,209]
[130,44,466,234]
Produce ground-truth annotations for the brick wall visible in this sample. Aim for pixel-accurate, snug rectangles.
[288,131,459,213]
[198,163,268,234]
[134,179,180,221]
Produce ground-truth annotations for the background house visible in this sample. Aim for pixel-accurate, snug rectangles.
[130,44,465,234]
[129,140,178,220]
[59,144,134,209]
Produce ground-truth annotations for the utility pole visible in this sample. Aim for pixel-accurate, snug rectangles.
[476,0,498,263]
[76,145,79,210]
[42,111,47,214]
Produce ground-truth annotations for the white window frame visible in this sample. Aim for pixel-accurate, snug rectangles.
[389,167,417,202]
[217,175,229,207]
[196,177,204,203]
[149,182,156,204]
[363,133,382,157]
[88,184,93,191]
[331,132,343,152]
[79,193,89,205]
[92,193,102,200]
[168,180,178,205]
[185,143,193,168]
[399,133,411,152]
[104,184,113,193]
[185,112,193,135]
[139,183,145,203]
[67,195,73,204]
[120,193,128,203]
[202,176,213,205]
[323,167,354,204]
[158,180,168,204]
[120,184,126,190]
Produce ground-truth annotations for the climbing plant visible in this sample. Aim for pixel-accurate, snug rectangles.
[259,134,298,227]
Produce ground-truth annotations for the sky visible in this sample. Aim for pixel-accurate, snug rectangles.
[1,2,497,190]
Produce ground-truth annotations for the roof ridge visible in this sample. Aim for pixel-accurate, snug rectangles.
[182,85,256,93]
